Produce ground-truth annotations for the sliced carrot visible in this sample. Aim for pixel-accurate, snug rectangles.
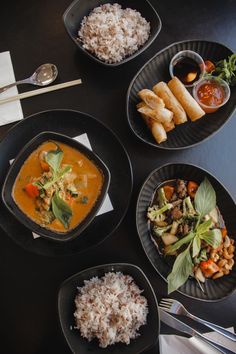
[200,259,219,278]
[25,183,39,198]
[187,181,199,198]
[221,227,227,238]
[40,160,49,172]
[204,60,215,73]
[163,185,174,201]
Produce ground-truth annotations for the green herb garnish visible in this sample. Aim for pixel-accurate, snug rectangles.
[167,244,193,294]
[166,178,221,294]
[51,192,72,229]
[214,54,236,86]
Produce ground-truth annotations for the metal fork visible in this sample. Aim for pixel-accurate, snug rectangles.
[159,298,236,342]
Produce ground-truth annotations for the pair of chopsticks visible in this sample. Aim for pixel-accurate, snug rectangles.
[0,79,82,105]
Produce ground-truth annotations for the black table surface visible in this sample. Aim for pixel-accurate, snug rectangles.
[1,1,236,353]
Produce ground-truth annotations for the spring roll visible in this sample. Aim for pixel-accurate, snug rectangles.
[149,119,167,144]
[152,81,187,125]
[136,102,167,144]
[163,119,175,132]
[138,89,165,110]
[168,77,205,121]
[137,102,173,124]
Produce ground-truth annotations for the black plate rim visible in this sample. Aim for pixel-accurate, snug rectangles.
[0,109,133,256]
[62,0,162,67]
[136,162,236,302]
[1,130,111,242]
[126,39,236,150]
[58,262,160,353]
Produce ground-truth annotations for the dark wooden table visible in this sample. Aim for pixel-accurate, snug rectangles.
[1,0,236,353]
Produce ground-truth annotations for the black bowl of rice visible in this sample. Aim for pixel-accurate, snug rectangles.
[58,263,159,353]
[63,0,162,66]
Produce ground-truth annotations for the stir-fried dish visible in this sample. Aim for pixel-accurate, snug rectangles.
[147,178,235,293]
[13,141,104,233]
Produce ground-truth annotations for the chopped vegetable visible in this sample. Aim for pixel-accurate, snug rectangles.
[147,203,172,223]
[161,233,178,246]
[221,227,227,238]
[163,185,174,201]
[157,187,168,207]
[204,60,215,74]
[187,181,198,198]
[25,183,39,198]
[183,196,196,216]
[153,224,172,237]
[200,259,219,278]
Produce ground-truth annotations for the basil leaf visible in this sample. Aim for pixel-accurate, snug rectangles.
[194,178,216,217]
[165,232,195,255]
[45,144,63,173]
[196,219,212,235]
[200,229,222,248]
[52,192,72,229]
[192,235,201,258]
[167,245,193,294]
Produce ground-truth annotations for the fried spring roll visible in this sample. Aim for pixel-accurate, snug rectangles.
[149,119,167,144]
[168,77,205,121]
[137,102,173,124]
[136,102,167,144]
[138,89,165,110]
[152,81,187,125]
[162,119,175,132]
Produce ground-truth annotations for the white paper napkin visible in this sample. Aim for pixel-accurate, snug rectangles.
[0,51,23,125]
[160,327,236,354]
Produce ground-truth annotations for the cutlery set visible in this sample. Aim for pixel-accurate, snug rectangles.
[159,298,236,353]
[0,63,82,105]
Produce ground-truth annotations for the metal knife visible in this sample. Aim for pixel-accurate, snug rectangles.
[160,308,236,354]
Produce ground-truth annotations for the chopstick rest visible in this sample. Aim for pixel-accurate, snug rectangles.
[0,79,82,105]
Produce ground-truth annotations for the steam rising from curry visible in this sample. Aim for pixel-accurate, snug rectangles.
[12,141,104,233]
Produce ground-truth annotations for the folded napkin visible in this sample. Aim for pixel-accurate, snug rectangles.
[160,327,236,354]
[0,51,23,125]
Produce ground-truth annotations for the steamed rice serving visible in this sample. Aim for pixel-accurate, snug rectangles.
[78,3,150,63]
[74,272,148,348]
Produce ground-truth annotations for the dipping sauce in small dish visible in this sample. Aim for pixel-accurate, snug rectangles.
[169,50,205,87]
[193,76,230,113]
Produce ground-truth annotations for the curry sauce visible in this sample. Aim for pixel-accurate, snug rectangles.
[13,141,103,233]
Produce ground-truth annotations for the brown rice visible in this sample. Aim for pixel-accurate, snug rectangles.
[78,3,150,63]
[74,271,148,348]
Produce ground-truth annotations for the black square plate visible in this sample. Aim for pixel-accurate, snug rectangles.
[2,131,110,242]
[58,263,159,353]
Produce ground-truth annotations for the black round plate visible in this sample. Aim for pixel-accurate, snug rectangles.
[0,110,133,256]
[127,40,236,150]
[136,163,236,301]
[58,263,159,354]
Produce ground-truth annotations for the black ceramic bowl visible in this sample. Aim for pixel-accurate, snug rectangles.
[58,263,159,354]
[136,163,236,301]
[63,0,162,67]
[2,131,110,242]
[127,40,236,149]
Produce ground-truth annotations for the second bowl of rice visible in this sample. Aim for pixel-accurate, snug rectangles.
[63,0,162,66]
[58,263,159,353]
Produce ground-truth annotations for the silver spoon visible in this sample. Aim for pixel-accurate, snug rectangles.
[0,63,58,94]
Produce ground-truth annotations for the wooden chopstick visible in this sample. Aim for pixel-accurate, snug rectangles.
[0,78,82,105]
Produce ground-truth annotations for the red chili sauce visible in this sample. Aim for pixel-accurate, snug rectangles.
[197,81,225,113]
